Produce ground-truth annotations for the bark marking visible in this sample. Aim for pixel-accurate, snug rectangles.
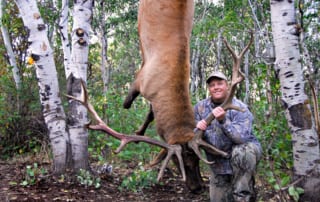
[289,103,312,129]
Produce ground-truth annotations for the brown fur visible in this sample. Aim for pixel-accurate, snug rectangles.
[123,0,203,192]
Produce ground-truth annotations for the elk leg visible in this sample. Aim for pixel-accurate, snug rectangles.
[148,148,167,167]
[123,82,140,109]
[135,104,154,135]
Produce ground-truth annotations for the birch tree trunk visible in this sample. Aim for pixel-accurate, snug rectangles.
[67,0,93,170]
[95,2,109,94]
[95,3,110,122]
[270,0,320,200]
[99,28,109,94]
[216,30,222,71]
[58,0,71,79]
[1,0,21,89]
[14,0,69,173]
[190,37,201,95]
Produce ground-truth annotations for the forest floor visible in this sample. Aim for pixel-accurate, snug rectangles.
[0,155,280,202]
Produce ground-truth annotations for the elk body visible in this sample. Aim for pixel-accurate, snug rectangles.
[123,0,203,192]
[124,0,195,145]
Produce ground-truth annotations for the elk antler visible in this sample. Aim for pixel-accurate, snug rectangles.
[66,81,186,182]
[188,31,254,160]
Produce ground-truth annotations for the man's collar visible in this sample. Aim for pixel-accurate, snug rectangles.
[210,97,223,106]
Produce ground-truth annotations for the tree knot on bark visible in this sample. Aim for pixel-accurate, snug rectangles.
[37,24,46,31]
[76,28,85,37]
[77,38,87,46]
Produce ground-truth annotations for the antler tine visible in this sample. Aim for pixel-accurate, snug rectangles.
[221,31,254,110]
[188,129,230,163]
[66,80,186,182]
[157,145,186,181]
[222,31,254,61]
[222,37,238,61]
[239,30,254,59]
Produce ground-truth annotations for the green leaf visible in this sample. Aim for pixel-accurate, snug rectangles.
[20,181,28,186]
[95,182,101,189]
[288,186,295,195]
[274,184,280,190]
[296,187,304,194]
[280,176,290,186]
[9,181,17,185]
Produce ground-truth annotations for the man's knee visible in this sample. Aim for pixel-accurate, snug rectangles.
[231,143,261,202]
[231,143,261,172]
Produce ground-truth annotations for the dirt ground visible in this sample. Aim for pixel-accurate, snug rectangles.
[0,156,210,202]
[0,156,278,202]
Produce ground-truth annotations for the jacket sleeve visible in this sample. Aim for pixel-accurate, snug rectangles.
[219,107,254,145]
[194,103,202,123]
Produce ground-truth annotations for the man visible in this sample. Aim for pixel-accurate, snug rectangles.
[194,71,262,202]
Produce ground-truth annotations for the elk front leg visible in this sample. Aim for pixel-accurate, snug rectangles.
[135,104,154,135]
[123,80,140,109]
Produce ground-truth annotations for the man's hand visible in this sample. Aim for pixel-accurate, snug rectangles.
[196,120,207,130]
[212,106,226,122]
[196,107,226,131]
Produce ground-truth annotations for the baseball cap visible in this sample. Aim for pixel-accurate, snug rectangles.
[206,71,228,83]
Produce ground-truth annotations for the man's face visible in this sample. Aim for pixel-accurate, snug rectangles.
[208,78,228,103]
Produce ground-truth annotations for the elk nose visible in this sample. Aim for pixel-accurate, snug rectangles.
[233,191,252,202]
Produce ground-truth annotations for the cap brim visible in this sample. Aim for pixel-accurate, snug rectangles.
[206,76,226,83]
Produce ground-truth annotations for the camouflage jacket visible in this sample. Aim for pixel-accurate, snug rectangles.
[194,97,262,174]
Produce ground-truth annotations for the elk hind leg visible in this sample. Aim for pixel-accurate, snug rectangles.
[135,104,154,135]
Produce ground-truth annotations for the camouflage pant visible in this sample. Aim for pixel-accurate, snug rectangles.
[209,143,261,202]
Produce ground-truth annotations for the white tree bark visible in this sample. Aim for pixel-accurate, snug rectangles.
[67,0,93,170]
[270,0,320,176]
[190,37,200,95]
[99,30,109,94]
[1,0,21,89]
[68,0,92,80]
[95,3,109,94]
[14,0,69,173]
[216,30,222,70]
[58,0,71,79]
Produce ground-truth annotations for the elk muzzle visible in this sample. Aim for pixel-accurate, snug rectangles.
[175,145,205,193]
